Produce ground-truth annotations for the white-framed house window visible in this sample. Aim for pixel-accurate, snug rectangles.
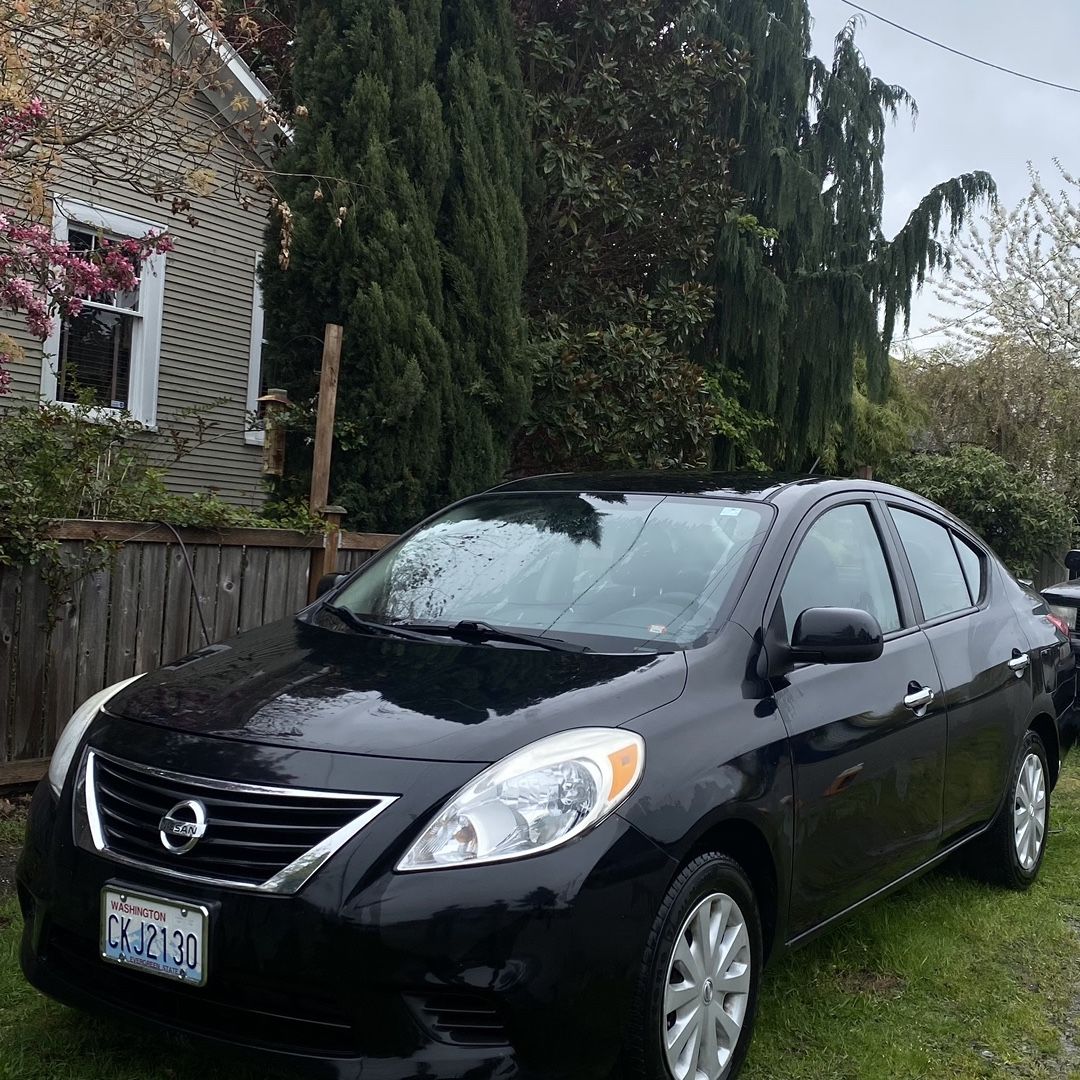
[245,251,266,446]
[40,198,167,427]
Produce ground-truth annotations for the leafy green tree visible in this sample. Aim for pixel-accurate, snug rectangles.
[262,0,528,531]
[514,3,993,471]
[897,342,1080,507]
[516,0,746,346]
[701,10,996,464]
[516,324,766,472]
[819,357,927,477]
[513,0,767,470]
[883,447,1073,579]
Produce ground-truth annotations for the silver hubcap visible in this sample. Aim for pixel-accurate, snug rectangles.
[1013,752,1047,871]
[662,892,751,1080]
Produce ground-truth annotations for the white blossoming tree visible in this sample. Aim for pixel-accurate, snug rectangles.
[936,164,1080,357]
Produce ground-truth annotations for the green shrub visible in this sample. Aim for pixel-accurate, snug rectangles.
[883,446,1074,579]
[513,324,767,473]
[0,399,319,568]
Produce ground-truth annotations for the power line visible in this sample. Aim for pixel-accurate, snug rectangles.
[838,0,1080,96]
[894,305,986,345]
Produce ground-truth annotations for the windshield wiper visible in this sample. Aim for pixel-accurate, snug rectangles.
[320,605,443,643]
[397,619,590,653]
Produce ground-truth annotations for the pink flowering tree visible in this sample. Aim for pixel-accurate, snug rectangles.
[0,100,174,391]
[0,1,311,394]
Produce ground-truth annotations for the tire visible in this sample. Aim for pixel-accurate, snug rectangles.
[964,728,1050,890]
[626,853,763,1080]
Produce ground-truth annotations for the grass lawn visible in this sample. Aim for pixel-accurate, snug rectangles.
[1,769,1078,1079]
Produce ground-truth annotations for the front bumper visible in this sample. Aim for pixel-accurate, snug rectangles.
[17,726,676,1080]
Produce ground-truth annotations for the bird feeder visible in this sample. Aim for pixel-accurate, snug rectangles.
[257,388,290,477]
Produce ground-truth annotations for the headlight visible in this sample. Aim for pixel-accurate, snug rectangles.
[48,675,143,797]
[397,728,645,871]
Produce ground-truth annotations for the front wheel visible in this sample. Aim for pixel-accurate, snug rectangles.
[966,728,1050,890]
[628,853,763,1080]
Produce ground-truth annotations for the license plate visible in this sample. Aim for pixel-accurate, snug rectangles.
[100,888,208,986]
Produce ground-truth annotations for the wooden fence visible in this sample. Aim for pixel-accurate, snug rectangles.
[0,520,396,786]
[1034,550,1071,592]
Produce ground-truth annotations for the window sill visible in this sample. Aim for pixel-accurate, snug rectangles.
[48,399,157,431]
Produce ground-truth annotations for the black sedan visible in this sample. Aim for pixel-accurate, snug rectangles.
[18,474,1078,1080]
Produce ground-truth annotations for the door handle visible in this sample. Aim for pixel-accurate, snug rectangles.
[1008,649,1030,676]
[903,684,935,714]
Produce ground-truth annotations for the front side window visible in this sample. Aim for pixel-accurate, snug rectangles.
[42,199,166,424]
[780,503,901,637]
[333,493,771,649]
[890,508,973,620]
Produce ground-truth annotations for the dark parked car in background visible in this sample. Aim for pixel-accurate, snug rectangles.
[18,474,1078,1080]
[1043,550,1080,659]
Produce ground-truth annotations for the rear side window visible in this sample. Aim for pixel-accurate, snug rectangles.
[953,535,985,604]
[890,508,973,620]
[781,503,901,637]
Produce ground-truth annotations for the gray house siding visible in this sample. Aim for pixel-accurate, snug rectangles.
[0,98,271,509]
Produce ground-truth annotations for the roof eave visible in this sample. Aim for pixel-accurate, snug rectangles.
[174,1,292,162]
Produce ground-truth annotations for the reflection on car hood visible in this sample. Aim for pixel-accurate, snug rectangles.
[105,619,689,762]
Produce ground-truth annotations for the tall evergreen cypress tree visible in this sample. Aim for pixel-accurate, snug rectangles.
[701,6,996,464]
[439,0,530,501]
[262,0,528,531]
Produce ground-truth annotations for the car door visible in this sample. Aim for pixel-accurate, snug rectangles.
[883,500,1034,841]
[767,497,946,937]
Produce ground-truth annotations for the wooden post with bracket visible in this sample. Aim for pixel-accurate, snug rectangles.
[307,323,344,602]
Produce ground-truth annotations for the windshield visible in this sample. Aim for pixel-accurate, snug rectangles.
[331,492,770,650]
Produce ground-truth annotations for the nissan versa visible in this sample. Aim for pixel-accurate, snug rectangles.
[18,474,1078,1080]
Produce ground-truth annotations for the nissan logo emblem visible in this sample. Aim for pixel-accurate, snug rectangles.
[158,799,208,854]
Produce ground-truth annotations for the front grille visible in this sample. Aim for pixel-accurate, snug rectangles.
[84,750,397,893]
[408,992,509,1047]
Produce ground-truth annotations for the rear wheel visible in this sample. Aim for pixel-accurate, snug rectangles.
[628,854,762,1080]
[965,728,1050,889]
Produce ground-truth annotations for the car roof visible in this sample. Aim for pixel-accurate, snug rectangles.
[490,471,949,513]
[492,471,819,500]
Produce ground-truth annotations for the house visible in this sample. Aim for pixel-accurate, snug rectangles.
[0,6,281,508]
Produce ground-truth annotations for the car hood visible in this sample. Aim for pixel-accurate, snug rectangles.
[105,618,689,763]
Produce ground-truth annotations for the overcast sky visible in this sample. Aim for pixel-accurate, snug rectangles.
[807,0,1080,345]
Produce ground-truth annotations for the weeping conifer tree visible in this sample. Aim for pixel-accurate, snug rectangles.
[701,6,996,464]
[261,0,528,531]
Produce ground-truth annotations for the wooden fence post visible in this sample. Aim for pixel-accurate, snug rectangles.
[307,323,344,602]
[309,505,346,603]
[309,323,343,515]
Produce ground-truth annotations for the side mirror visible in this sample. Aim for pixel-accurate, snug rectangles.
[1065,550,1080,579]
[315,572,350,599]
[789,607,884,665]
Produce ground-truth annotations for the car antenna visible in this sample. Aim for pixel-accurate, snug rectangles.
[808,457,821,475]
